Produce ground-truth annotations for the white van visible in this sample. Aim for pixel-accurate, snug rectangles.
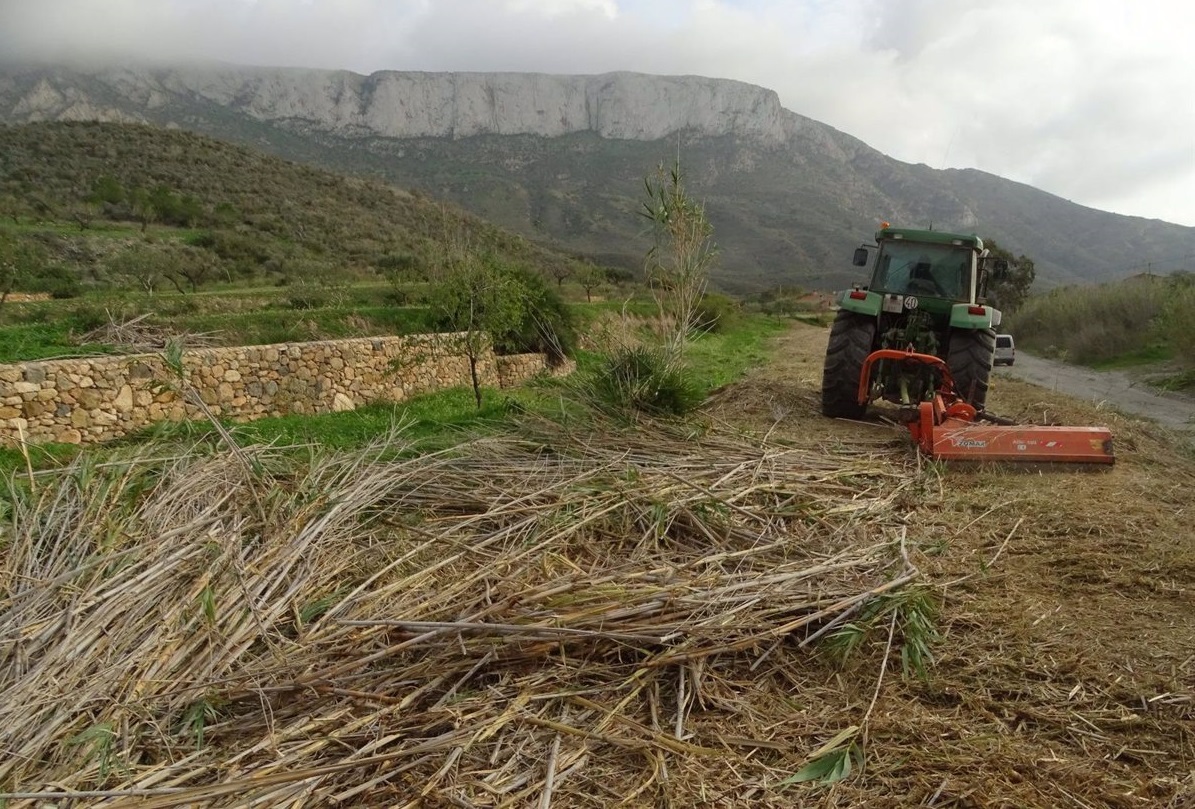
[994,334,1016,366]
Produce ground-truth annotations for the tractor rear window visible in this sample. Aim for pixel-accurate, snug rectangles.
[871,243,970,299]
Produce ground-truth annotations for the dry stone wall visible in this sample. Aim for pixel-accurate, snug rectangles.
[0,333,564,446]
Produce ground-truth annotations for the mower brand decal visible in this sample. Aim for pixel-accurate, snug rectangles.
[951,437,988,449]
[904,296,919,310]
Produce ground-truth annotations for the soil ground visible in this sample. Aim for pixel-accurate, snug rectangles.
[702,321,1195,807]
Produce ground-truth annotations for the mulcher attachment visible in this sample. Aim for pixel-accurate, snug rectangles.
[858,349,1115,465]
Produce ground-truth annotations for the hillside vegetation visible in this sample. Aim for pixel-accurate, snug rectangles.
[1007,272,1195,388]
[0,121,586,297]
[7,64,1195,292]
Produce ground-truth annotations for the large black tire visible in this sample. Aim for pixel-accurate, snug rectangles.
[947,327,996,409]
[821,311,876,419]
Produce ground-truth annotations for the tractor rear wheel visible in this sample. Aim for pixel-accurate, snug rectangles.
[821,311,876,419]
[947,327,996,409]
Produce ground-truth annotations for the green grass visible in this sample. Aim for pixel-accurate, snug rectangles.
[0,440,82,480]
[227,387,535,449]
[685,315,787,391]
[792,311,834,328]
[0,322,120,363]
[1151,369,1195,394]
[566,313,787,419]
[174,305,437,346]
[1088,343,1174,370]
[0,220,207,242]
[0,294,440,361]
[0,385,549,482]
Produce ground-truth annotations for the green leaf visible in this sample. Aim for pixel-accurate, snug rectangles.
[299,589,346,625]
[200,584,216,624]
[777,727,860,788]
[778,747,852,786]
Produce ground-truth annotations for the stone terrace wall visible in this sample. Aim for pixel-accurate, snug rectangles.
[0,333,563,446]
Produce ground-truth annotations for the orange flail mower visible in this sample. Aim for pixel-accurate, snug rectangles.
[858,349,1115,465]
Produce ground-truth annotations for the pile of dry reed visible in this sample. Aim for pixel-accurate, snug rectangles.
[0,421,921,806]
[77,312,221,352]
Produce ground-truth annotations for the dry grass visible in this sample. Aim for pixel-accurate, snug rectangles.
[2,321,1193,808]
[0,417,929,807]
[578,311,679,353]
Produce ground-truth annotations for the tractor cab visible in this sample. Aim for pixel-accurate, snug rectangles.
[854,227,982,306]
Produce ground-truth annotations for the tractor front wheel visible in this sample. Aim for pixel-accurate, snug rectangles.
[947,327,995,409]
[821,311,876,419]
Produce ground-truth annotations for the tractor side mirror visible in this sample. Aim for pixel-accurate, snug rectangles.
[852,247,870,267]
[980,257,1010,281]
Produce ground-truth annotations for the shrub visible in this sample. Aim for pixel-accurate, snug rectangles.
[429,254,577,364]
[641,159,716,362]
[377,251,424,280]
[1159,277,1195,368]
[184,230,216,248]
[385,286,431,307]
[156,297,200,316]
[492,264,577,363]
[1007,276,1192,364]
[288,291,327,310]
[578,346,702,418]
[64,302,114,333]
[16,262,82,299]
[693,292,741,334]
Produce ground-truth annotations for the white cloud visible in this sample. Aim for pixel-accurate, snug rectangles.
[2,0,1193,225]
[503,0,618,18]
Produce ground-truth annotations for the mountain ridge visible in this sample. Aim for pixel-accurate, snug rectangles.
[3,61,1192,292]
[4,64,810,143]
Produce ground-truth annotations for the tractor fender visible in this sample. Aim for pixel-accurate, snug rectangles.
[949,303,1002,330]
[835,289,882,317]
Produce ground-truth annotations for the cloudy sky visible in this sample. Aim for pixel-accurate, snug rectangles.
[4,0,1195,227]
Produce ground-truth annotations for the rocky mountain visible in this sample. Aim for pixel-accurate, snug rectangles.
[3,61,1193,292]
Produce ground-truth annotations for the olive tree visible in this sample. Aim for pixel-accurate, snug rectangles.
[428,250,576,408]
[577,263,606,303]
[107,245,162,294]
[428,252,530,409]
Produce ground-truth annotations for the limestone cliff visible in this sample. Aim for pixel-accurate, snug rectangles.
[1,63,839,148]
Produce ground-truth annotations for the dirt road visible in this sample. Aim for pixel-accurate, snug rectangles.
[996,353,1195,431]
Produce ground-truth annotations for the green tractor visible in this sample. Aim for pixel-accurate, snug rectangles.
[821,226,1008,419]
